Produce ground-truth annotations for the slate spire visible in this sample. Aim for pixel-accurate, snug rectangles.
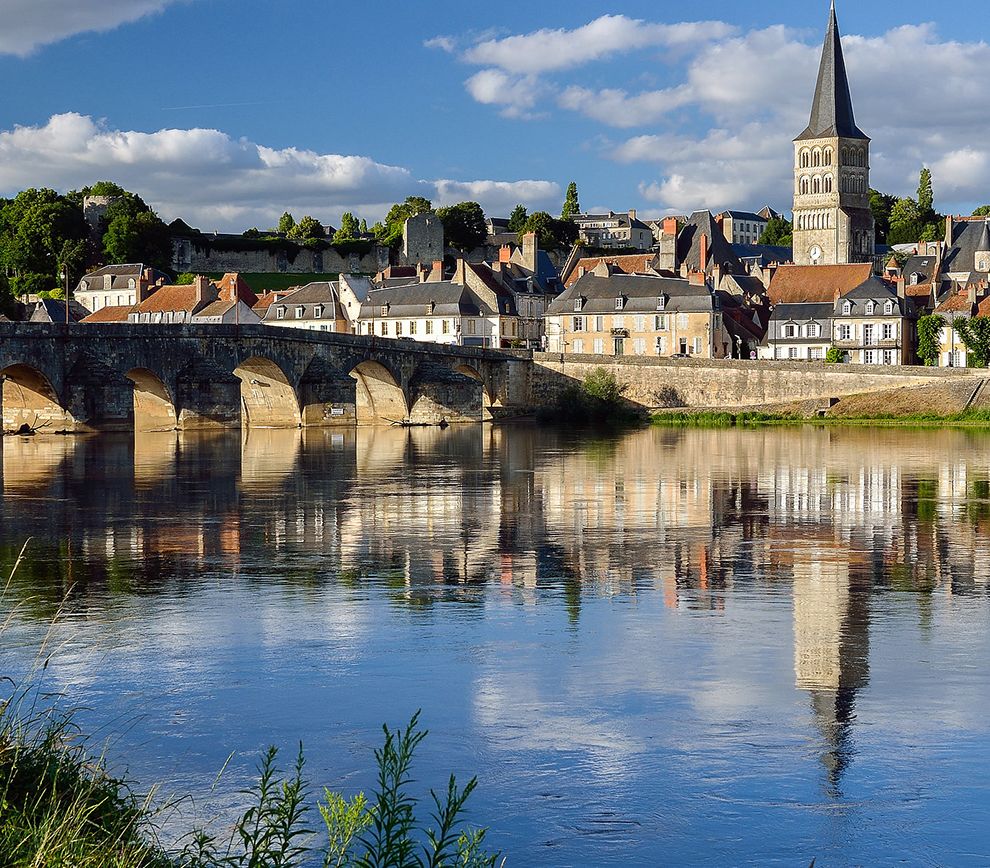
[796,3,868,141]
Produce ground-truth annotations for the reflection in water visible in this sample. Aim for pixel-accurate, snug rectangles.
[3,424,990,863]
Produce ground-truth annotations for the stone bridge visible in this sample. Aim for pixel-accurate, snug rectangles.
[0,323,531,433]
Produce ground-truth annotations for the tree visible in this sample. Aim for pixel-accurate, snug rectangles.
[56,239,88,296]
[825,347,845,364]
[278,212,296,235]
[288,215,325,241]
[918,167,934,214]
[507,204,528,233]
[973,206,990,217]
[436,201,487,252]
[887,198,925,246]
[374,196,434,248]
[562,182,580,221]
[102,206,172,270]
[359,218,369,234]
[758,216,792,247]
[870,189,899,245]
[519,211,578,252]
[956,317,990,368]
[0,188,89,289]
[332,212,361,244]
[0,272,15,317]
[917,314,946,367]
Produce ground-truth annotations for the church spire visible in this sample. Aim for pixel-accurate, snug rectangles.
[796,3,868,141]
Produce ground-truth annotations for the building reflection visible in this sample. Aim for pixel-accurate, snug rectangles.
[3,423,990,787]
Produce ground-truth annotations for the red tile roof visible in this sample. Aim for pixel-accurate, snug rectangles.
[80,304,136,323]
[133,284,203,314]
[215,273,259,307]
[768,263,873,305]
[565,254,658,288]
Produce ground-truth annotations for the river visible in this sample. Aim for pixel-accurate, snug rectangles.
[2,424,990,866]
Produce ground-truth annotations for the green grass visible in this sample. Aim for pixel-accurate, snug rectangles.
[650,409,990,429]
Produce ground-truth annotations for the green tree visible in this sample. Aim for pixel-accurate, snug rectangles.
[288,215,326,241]
[973,205,990,217]
[332,212,361,244]
[887,197,925,245]
[507,204,528,233]
[870,189,899,245]
[918,167,934,214]
[374,196,434,248]
[175,272,196,285]
[825,347,845,364]
[0,272,15,317]
[278,211,296,234]
[437,201,487,251]
[519,211,579,251]
[102,205,172,270]
[359,218,369,234]
[56,239,88,296]
[0,188,88,288]
[562,182,580,221]
[757,216,792,247]
[956,317,990,368]
[917,314,945,366]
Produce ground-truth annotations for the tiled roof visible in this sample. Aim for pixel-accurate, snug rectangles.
[263,282,343,322]
[80,304,137,323]
[564,254,658,288]
[133,284,203,314]
[944,219,990,274]
[934,291,973,314]
[678,211,743,274]
[215,273,259,307]
[768,263,872,305]
[193,300,237,319]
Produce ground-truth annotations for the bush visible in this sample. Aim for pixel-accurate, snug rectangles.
[825,348,845,364]
[541,368,643,426]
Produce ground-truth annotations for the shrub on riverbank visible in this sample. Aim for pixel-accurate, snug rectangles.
[541,368,645,426]
[651,408,990,428]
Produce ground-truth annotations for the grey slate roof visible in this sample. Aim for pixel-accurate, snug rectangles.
[733,243,793,265]
[360,281,502,319]
[943,219,990,274]
[901,255,937,282]
[678,211,744,274]
[547,273,716,316]
[770,302,834,322]
[834,277,912,315]
[30,299,89,323]
[76,263,171,292]
[721,211,768,223]
[264,282,342,322]
[796,5,868,142]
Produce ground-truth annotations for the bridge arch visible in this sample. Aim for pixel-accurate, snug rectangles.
[126,368,177,432]
[408,362,484,424]
[453,363,497,421]
[1,363,67,433]
[350,360,408,424]
[234,356,301,429]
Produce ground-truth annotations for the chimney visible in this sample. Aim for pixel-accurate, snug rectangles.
[688,272,705,287]
[454,258,467,287]
[699,233,709,272]
[662,217,678,237]
[137,272,153,304]
[628,209,637,222]
[143,268,153,282]
[593,260,611,278]
[577,266,587,279]
[946,214,954,245]
[522,231,538,273]
[104,274,113,290]
[499,245,512,263]
[969,283,978,306]
[427,260,444,283]
[712,262,722,289]
[193,275,211,306]
[896,276,906,299]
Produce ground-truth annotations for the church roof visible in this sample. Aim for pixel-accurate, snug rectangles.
[796,3,868,142]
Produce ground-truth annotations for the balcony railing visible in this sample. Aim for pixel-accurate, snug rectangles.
[833,337,900,349]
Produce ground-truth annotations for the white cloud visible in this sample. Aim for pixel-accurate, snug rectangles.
[0,114,559,230]
[0,0,187,57]
[423,35,456,53]
[463,14,737,75]
[464,69,545,119]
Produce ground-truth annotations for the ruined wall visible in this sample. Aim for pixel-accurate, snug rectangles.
[530,353,983,410]
[171,238,389,275]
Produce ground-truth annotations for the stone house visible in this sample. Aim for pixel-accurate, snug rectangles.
[572,211,654,251]
[933,286,990,368]
[832,277,916,365]
[717,210,770,245]
[544,265,733,359]
[942,217,990,284]
[75,264,171,313]
[261,282,350,333]
[128,276,223,324]
[764,303,834,361]
[29,299,90,324]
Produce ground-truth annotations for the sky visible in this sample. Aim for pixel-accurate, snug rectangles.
[1,0,989,231]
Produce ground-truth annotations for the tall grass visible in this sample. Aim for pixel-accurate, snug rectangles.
[0,544,502,867]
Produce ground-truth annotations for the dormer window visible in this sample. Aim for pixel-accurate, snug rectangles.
[866,301,876,316]
[884,300,894,315]
[842,301,852,316]
[381,304,389,317]
[276,306,285,319]
[296,306,305,318]
[615,297,625,311]
[128,278,136,289]
[573,298,583,312]
[81,280,89,291]
[428,301,436,315]
[314,305,324,318]
[656,296,665,311]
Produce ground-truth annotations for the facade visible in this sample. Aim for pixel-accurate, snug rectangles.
[486,233,562,348]
[401,213,444,267]
[544,266,733,359]
[75,264,171,313]
[792,5,875,266]
[832,277,915,365]
[933,287,989,368]
[718,211,769,246]
[572,211,654,251]
[764,303,834,361]
[127,276,220,324]
[261,282,350,332]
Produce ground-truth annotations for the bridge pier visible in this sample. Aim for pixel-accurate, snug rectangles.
[176,361,242,430]
[299,373,357,427]
[408,364,484,424]
[63,357,135,432]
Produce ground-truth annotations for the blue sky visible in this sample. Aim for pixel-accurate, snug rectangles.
[2,0,988,230]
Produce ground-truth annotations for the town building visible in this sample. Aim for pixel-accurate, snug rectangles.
[933,286,990,368]
[717,211,770,246]
[29,299,90,324]
[261,282,350,332]
[942,217,990,283]
[544,264,733,359]
[832,276,915,365]
[127,275,259,324]
[75,264,171,313]
[572,211,654,251]
[792,5,875,266]
[485,233,562,347]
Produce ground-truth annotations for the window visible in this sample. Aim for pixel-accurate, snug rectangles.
[593,338,604,355]
[314,305,324,318]
[805,322,821,338]
[864,350,876,365]
[571,316,585,332]
[381,305,389,317]
[573,298,583,312]
[864,324,875,345]
[655,315,668,331]
[276,306,285,319]
[395,321,403,336]
[693,337,703,355]
[380,321,388,335]
[882,323,894,341]
[838,324,852,340]
[883,350,895,366]
[615,297,624,310]
[467,320,476,335]
[409,321,417,335]
[425,320,434,335]
[789,347,801,360]
[634,316,646,332]
[633,338,647,355]
[655,336,667,355]
[442,320,451,334]
[656,296,665,311]
[884,300,894,315]
[593,316,605,332]
[783,324,798,338]
[677,314,689,329]
[294,306,303,318]
[842,301,852,316]
[572,339,584,354]
[613,315,624,329]
[910,273,922,286]
[810,347,824,361]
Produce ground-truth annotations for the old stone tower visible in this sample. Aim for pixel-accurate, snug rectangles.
[792,2,875,266]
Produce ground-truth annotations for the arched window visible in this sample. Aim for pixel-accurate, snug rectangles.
[800,149,811,168]
[859,148,867,167]
[824,174,833,193]
[812,175,822,194]
[842,301,852,316]
[800,176,810,195]
[813,148,822,167]
[824,148,833,165]
[841,148,849,165]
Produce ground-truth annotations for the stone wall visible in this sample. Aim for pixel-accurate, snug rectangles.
[530,353,983,410]
[171,238,389,275]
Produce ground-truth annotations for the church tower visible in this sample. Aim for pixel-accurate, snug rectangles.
[793,3,875,266]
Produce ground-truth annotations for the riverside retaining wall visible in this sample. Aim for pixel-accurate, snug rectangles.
[530,354,985,410]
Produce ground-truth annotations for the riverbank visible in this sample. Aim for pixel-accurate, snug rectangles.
[650,408,990,428]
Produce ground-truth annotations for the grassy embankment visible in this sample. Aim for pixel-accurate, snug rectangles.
[650,408,990,428]
[0,545,500,867]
